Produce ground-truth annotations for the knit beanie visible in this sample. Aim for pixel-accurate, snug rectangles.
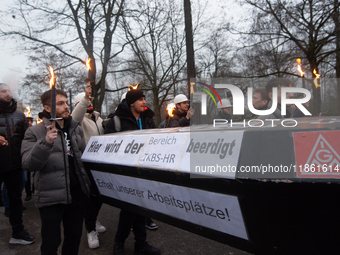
[126,89,145,105]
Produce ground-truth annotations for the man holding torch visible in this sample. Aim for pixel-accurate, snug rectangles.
[21,88,92,254]
[72,79,106,249]
[166,94,194,127]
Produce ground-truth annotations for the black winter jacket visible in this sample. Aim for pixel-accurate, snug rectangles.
[0,99,26,172]
[104,100,155,133]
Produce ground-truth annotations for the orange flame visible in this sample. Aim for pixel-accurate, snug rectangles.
[25,106,31,117]
[128,83,139,91]
[49,66,55,88]
[36,118,43,124]
[190,82,195,94]
[86,58,91,70]
[167,103,175,117]
[296,58,305,77]
[313,69,321,88]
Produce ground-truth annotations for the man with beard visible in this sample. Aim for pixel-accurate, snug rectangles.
[164,94,194,127]
[21,89,91,255]
[0,83,35,245]
[105,89,160,255]
[72,80,106,249]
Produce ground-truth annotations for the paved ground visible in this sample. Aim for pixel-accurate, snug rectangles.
[0,199,252,255]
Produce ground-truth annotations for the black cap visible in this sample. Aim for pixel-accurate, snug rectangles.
[126,89,145,105]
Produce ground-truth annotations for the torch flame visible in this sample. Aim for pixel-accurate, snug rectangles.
[190,82,195,94]
[313,69,321,88]
[296,58,305,77]
[167,103,175,117]
[25,106,31,118]
[86,58,91,70]
[36,118,43,124]
[128,83,140,91]
[49,66,55,88]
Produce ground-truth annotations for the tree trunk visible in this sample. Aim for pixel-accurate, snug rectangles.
[184,0,196,97]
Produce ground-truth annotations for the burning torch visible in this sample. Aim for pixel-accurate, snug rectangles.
[128,83,140,91]
[86,58,91,78]
[296,58,305,88]
[85,58,95,99]
[25,106,33,127]
[49,66,61,126]
[190,82,195,95]
[313,69,322,116]
[167,103,175,118]
[25,106,31,117]
[84,58,94,100]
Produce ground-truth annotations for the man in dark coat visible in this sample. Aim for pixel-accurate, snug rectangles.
[105,89,160,255]
[0,83,35,245]
[21,89,91,255]
[162,94,193,128]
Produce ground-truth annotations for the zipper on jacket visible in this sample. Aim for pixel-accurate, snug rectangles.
[59,130,70,204]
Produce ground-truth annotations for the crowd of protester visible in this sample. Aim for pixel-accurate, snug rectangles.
[0,77,310,255]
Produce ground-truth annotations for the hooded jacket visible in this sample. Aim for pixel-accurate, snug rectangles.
[0,99,26,172]
[104,100,155,133]
[21,111,91,208]
[71,96,104,144]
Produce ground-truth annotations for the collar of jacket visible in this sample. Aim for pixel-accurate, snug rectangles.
[144,108,155,119]
[174,108,187,118]
[217,111,231,119]
[267,100,282,118]
[0,99,17,113]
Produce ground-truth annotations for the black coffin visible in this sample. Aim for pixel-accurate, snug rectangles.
[82,116,340,254]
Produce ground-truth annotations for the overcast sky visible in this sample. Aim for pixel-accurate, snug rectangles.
[0,0,24,91]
